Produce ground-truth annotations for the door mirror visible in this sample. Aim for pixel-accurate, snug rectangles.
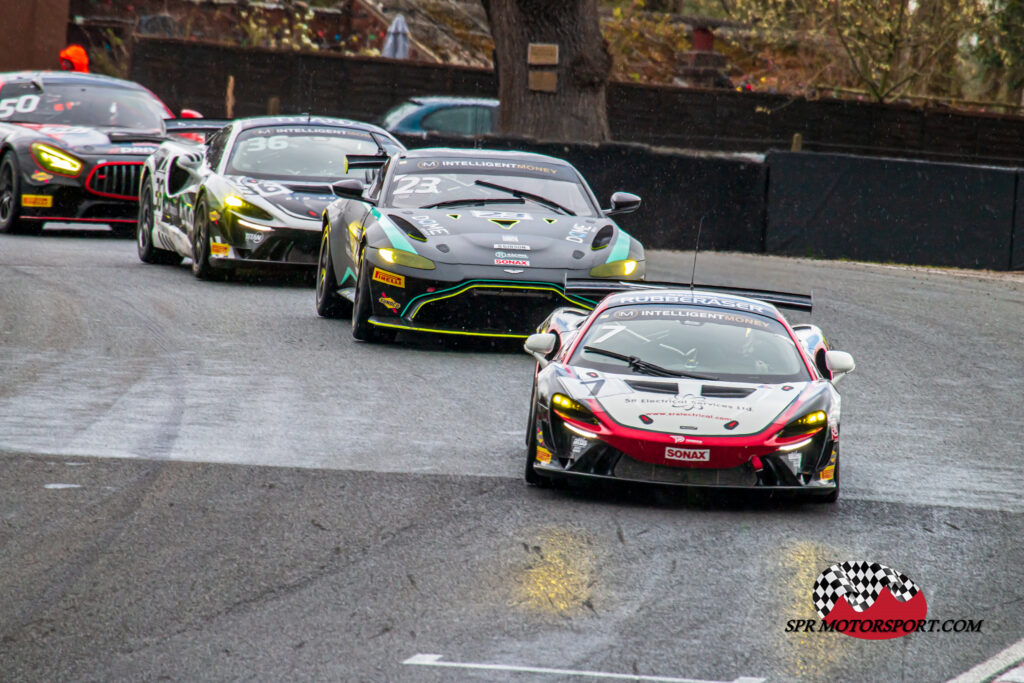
[176,156,202,171]
[825,350,856,382]
[332,178,366,200]
[604,191,641,216]
[524,333,559,367]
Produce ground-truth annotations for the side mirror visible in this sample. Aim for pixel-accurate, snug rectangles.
[176,156,202,171]
[332,178,366,200]
[524,333,559,367]
[180,109,203,119]
[825,350,855,382]
[604,191,641,216]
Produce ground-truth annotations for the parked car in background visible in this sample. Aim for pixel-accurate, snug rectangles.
[381,96,498,137]
[0,71,192,235]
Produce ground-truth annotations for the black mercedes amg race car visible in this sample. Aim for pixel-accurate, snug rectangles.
[315,148,645,341]
[0,71,181,235]
[137,115,405,278]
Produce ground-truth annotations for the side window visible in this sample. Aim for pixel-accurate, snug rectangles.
[205,129,229,169]
[373,133,403,156]
[421,106,476,136]
[479,106,496,134]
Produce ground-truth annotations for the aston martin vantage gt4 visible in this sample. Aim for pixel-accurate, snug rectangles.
[137,115,404,277]
[315,148,645,341]
[522,285,856,501]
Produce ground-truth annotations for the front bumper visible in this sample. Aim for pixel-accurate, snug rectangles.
[208,225,321,269]
[359,262,604,338]
[19,158,143,225]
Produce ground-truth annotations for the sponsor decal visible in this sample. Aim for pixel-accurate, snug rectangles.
[570,437,589,458]
[114,146,158,156]
[373,268,405,288]
[245,232,264,244]
[493,243,531,250]
[209,210,221,222]
[495,258,529,267]
[615,293,772,315]
[819,465,835,481]
[472,210,532,221]
[209,242,230,257]
[378,293,400,313]
[417,159,560,175]
[501,235,519,242]
[409,214,449,235]
[671,435,701,444]
[30,170,53,183]
[21,194,52,207]
[535,445,552,464]
[612,309,638,319]
[632,308,771,328]
[566,222,595,243]
[665,447,709,462]
[504,269,524,274]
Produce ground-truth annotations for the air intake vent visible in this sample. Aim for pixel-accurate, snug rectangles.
[388,214,427,242]
[701,385,755,398]
[625,380,678,394]
[86,162,142,200]
[591,224,614,250]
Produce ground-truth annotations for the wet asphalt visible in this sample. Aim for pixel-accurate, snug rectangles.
[0,232,1021,682]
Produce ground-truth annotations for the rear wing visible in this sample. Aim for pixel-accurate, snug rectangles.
[162,119,232,135]
[564,279,813,313]
[345,154,391,170]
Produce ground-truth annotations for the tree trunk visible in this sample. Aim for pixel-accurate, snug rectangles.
[482,0,612,142]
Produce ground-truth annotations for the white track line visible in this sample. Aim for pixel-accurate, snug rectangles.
[947,637,1024,683]
[402,653,764,683]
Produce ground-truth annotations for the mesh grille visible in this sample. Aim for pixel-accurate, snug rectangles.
[87,163,142,200]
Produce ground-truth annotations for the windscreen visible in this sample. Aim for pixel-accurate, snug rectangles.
[386,157,599,216]
[0,81,170,128]
[572,305,811,383]
[225,126,380,180]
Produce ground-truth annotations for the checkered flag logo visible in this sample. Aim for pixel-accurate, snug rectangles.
[813,561,921,619]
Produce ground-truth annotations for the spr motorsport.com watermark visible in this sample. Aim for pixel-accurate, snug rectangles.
[785,561,984,640]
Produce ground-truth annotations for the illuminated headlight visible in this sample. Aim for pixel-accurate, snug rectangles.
[31,143,82,176]
[551,393,599,426]
[236,217,272,232]
[589,259,639,278]
[224,195,273,220]
[778,410,827,438]
[377,247,436,270]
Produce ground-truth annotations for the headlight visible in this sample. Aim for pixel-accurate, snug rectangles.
[551,393,599,425]
[377,247,436,270]
[224,195,273,220]
[31,143,82,176]
[778,410,827,438]
[590,259,638,278]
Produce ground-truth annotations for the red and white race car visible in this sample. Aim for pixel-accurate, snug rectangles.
[523,283,855,502]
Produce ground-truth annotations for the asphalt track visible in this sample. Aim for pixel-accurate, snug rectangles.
[0,232,1021,682]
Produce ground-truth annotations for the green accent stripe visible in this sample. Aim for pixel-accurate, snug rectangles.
[605,230,631,263]
[371,207,417,254]
[401,279,596,318]
[340,266,355,286]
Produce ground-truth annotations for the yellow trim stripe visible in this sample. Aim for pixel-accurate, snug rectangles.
[368,319,528,339]
[408,283,591,319]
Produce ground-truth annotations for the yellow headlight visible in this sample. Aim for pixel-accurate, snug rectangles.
[779,410,828,437]
[31,143,82,176]
[377,247,436,270]
[589,259,639,278]
[224,195,244,208]
[551,393,599,425]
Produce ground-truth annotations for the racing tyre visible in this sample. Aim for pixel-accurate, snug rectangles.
[191,198,223,280]
[812,448,840,504]
[351,248,395,343]
[524,386,551,487]
[0,152,39,235]
[137,177,181,265]
[315,223,352,318]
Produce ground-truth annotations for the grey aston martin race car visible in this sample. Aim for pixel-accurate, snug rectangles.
[315,147,645,341]
[136,115,404,277]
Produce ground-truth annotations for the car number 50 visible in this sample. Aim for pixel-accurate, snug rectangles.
[0,94,40,119]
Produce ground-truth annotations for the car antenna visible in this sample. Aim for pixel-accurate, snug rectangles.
[690,212,706,293]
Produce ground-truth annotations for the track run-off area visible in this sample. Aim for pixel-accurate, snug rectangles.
[1,232,1021,682]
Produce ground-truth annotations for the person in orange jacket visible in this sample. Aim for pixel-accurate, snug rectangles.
[59,44,89,72]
